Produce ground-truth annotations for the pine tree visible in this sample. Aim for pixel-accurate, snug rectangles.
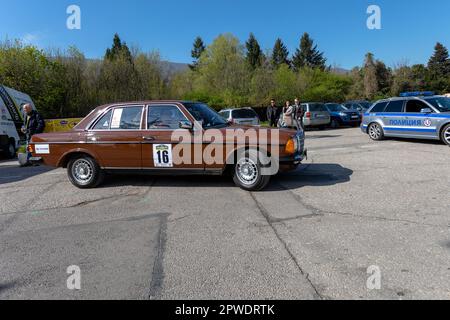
[105,33,132,63]
[292,33,326,71]
[245,33,263,69]
[189,37,206,71]
[428,42,450,79]
[271,38,290,68]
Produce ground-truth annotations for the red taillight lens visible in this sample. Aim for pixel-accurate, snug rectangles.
[305,112,311,119]
[27,144,34,153]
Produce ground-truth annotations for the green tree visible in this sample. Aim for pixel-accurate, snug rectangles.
[363,53,379,99]
[189,36,206,71]
[427,42,450,92]
[292,33,326,71]
[271,38,290,68]
[105,33,133,63]
[245,33,263,69]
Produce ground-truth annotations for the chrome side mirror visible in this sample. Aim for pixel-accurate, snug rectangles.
[420,108,432,114]
[179,120,194,130]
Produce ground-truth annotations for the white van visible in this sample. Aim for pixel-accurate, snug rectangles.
[0,85,36,158]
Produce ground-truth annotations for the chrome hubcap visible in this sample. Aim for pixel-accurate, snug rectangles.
[72,159,93,184]
[369,124,381,139]
[236,158,258,186]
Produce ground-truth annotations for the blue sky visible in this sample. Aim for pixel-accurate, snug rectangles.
[1,0,449,69]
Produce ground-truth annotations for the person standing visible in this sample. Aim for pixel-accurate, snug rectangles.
[293,98,305,130]
[21,103,45,165]
[267,99,279,127]
[279,100,294,129]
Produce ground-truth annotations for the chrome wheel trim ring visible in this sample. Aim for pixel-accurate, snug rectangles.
[72,159,94,185]
[236,158,259,186]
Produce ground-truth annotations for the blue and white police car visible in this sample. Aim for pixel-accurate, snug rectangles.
[361,92,450,146]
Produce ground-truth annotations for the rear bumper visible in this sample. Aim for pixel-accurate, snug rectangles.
[304,119,330,127]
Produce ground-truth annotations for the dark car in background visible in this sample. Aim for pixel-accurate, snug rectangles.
[324,103,361,128]
[344,101,373,116]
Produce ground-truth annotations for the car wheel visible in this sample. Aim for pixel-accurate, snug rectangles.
[4,140,16,159]
[233,149,271,191]
[368,123,384,141]
[441,123,450,146]
[67,155,104,189]
[331,119,340,129]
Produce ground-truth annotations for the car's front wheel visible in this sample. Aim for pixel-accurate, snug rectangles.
[67,155,104,188]
[368,122,384,141]
[233,150,271,191]
[441,123,450,146]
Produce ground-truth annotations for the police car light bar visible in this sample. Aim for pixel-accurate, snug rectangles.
[399,91,435,97]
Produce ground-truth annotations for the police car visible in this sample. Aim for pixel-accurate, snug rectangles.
[361,92,450,146]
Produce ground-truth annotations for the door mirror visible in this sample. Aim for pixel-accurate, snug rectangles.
[420,108,432,114]
[179,120,193,130]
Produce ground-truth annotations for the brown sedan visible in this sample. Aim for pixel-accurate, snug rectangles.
[29,101,307,191]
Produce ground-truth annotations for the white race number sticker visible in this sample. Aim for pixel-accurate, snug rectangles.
[153,144,173,168]
[35,144,50,154]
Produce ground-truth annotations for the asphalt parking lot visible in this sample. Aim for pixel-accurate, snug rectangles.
[0,128,449,300]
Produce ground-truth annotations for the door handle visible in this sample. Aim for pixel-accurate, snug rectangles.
[143,136,156,141]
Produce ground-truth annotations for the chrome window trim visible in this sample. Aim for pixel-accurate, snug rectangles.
[89,105,145,131]
[145,104,191,131]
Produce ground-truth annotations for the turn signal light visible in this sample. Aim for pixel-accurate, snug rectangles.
[285,138,296,155]
[27,144,34,153]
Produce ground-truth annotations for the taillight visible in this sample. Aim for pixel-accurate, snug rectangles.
[27,144,34,153]
[305,112,311,119]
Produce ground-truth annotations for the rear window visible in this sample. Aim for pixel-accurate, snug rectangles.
[232,109,257,119]
[308,104,325,112]
[369,102,388,113]
[384,100,404,113]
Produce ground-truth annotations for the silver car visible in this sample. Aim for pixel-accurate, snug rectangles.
[301,103,331,129]
[219,108,260,126]
[361,94,450,146]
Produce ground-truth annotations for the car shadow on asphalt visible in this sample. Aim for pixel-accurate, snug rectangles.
[0,161,54,185]
[99,163,353,191]
[383,137,446,146]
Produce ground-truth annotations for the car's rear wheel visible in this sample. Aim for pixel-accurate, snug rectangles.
[233,150,271,191]
[368,123,384,141]
[4,140,16,159]
[441,124,450,146]
[67,155,104,189]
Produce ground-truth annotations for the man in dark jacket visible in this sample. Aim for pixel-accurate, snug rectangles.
[267,99,280,127]
[21,103,45,164]
[293,98,305,130]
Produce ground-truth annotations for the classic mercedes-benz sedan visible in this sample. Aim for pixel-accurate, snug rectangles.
[29,101,307,191]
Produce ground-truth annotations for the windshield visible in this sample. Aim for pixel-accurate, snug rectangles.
[424,97,450,112]
[326,104,346,112]
[184,103,228,128]
[359,102,372,109]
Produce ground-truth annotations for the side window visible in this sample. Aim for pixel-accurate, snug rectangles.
[93,110,113,130]
[148,105,188,129]
[370,102,388,113]
[384,101,404,113]
[405,100,431,113]
[110,106,143,130]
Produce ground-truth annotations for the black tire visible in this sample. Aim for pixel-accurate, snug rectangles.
[441,123,450,146]
[368,122,385,141]
[330,119,340,129]
[3,140,16,159]
[232,149,271,191]
[67,155,105,189]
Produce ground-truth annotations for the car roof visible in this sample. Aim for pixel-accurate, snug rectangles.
[375,95,443,103]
